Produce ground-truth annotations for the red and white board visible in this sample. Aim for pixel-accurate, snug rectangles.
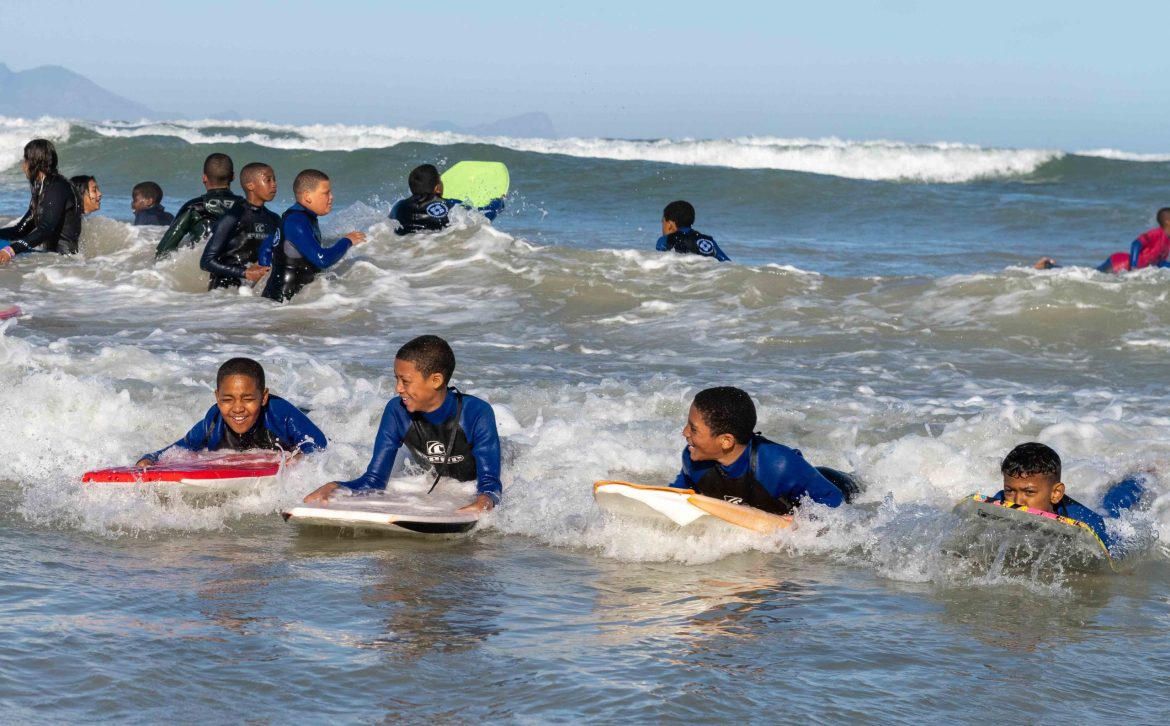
[82,452,284,492]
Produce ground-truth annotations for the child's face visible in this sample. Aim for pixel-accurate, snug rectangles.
[83,180,102,214]
[215,374,269,435]
[300,179,333,216]
[131,193,153,213]
[682,403,733,463]
[393,358,446,413]
[662,218,678,236]
[1002,473,1065,512]
[246,169,278,203]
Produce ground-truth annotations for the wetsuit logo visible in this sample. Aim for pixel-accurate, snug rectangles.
[425,440,465,464]
[425,202,448,218]
[723,495,744,505]
[698,239,715,255]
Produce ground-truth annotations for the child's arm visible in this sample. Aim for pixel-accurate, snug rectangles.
[710,239,731,262]
[667,449,696,488]
[655,235,671,252]
[199,209,247,280]
[155,204,197,259]
[257,229,279,267]
[6,181,74,254]
[268,398,328,454]
[463,399,503,507]
[302,401,406,503]
[760,445,844,508]
[1130,239,1143,270]
[135,407,218,465]
[285,212,356,270]
[0,205,33,241]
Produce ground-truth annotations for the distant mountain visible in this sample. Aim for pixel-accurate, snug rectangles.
[426,112,556,138]
[0,62,156,121]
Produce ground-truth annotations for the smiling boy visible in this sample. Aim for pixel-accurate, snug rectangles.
[200,162,279,290]
[670,387,845,515]
[302,335,501,512]
[136,358,327,465]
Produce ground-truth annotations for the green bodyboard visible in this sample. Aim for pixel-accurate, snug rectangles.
[441,161,510,208]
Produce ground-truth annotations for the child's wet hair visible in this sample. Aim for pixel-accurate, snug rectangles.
[1157,207,1170,226]
[216,357,266,390]
[132,181,163,204]
[293,169,329,198]
[663,200,696,228]
[203,153,235,186]
[1001,442,1061,481]
[396,335,455,385]
[408,164,441,196]
[693,386,756,445]
[240,163,273,188]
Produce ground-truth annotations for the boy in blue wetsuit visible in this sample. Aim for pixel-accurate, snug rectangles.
[200,162,278,290]
[656,200,730,262]
[135,357,327,466]
[261,169,367,302]
[671,387,845,515]
[303,335,501,512]
[155,153,243,258]
[131,182,174,226]
[389,163,503,235]
[990,442,1133,554]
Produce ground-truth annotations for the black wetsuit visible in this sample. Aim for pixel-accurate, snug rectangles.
[390,193,454,235]
[0,174,82,255]
[133,204,174,226]
[200,201,280,290]
[261,203,353,302]
[656,227,730,261]
[155,188,243,258]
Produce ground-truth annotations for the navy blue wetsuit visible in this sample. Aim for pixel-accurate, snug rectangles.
[261,203,355,302]
[200,200,280,290]
[139,395,327,463]
[134,204,174,227]
[671,434,844,515]
[337,388,502,504]
[989,490,1116,552]
[0,174,83,255]
[389,193,503,236]
[155,189,243,258]
[656,227,730,262]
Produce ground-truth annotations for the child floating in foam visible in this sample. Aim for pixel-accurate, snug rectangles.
[136,358,327,466]
[669,387,853,516]
[389,163,504,235]
[655,200,730,261]
[261,169,367,302]
[1034,207,1170,273]
[302,335,502,513]
[989,442,1144,555]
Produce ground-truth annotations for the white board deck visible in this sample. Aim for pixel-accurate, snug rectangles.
[283,493,481,536]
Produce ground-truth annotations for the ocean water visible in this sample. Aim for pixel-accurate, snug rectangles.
[2,116,1170,723]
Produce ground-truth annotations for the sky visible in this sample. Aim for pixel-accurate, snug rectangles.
[2,0,1168,150]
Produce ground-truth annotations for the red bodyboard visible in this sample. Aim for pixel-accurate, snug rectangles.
[0,305,21,321]
[83,453,283,483]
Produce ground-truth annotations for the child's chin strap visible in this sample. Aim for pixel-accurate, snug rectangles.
[427,391,464,494]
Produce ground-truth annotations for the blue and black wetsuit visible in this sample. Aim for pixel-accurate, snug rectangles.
[260,203,355,302]
[133,204,174,227]
[389,193,503,236]
[989,481,1150,556]
[0,173,82,255]
[200,200,280,290]
[138,395,327,463]
[337,388,502,505]
[671,434,845,515]
[656,227,730,262]
[155,188,243,258]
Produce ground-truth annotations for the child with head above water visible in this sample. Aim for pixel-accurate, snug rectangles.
[303,335,501,512]
[670,386,855,515]
[136,357,327,466]
[655,200,730,262]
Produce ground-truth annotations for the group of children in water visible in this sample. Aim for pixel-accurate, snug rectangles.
[0,138,1151,551]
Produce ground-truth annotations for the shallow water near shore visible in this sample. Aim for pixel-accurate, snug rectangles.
[2,119,1170,722]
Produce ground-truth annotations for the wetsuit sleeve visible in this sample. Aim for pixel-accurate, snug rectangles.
[480,197,504,221]
[267,398,328,454]
[7,182,73,254]
[1060,498,1117,553]
[0,207,34,241]
[256,228,279,267]
[389,199,409,235]
[1130,239,1143,270]
[711,240,731,262]
[285,212,353,269]
[200,208,246,279]
[139,406,218,462]
[757,445,844,507]
[669,448,697,488]
[336,401,408,491]
[464,399,502,504]
[655,235,671,252]
[156,204,197,258]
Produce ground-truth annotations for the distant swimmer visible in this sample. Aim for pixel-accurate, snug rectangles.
[200,162,278,290]
[135,357,327,466]
[1034,207,1170,273]
[69,175,103,215]
[302,335,502,513]
[155,153,243,259]
[389,163,503,235]
[0,139,83,264]
[655,200,730,262]
[670,387,849,516]
[131,181,175,226]
[260,169,367,302]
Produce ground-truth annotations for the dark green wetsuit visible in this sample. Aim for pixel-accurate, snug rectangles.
[154,188,243,259]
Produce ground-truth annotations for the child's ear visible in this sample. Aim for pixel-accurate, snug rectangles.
[261,388,270,406]
[430,372,446,390]
[718,433,736,452]
[1050,481,1065,504]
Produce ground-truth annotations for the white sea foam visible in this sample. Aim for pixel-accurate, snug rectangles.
[0,115,1062,183]
[0,116,72,170]
[1077,148,1170,162]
